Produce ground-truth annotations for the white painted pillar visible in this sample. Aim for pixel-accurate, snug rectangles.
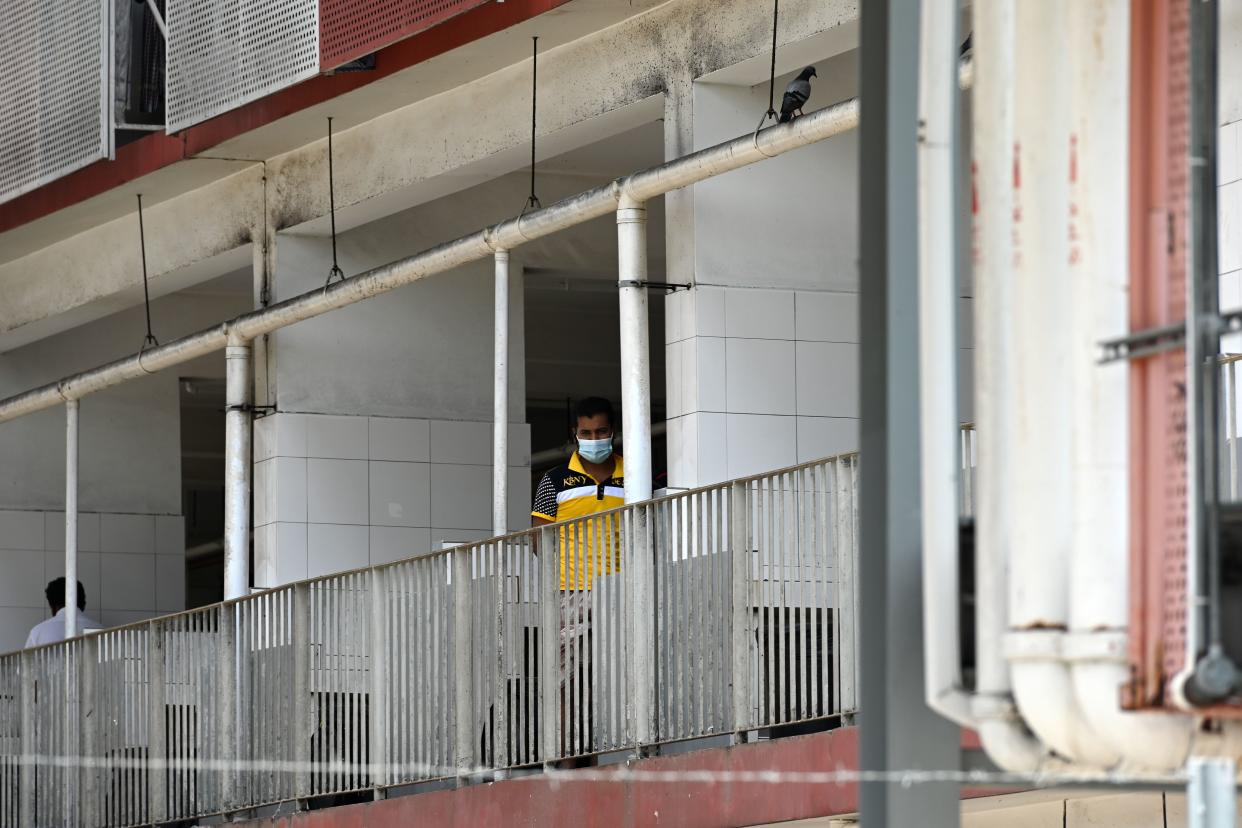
[493,249,510,537]
[224,339,253,600]
[64,399,79,638]
[617,195,652,503]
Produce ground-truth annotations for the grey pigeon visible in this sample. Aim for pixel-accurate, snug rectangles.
[779,66,817,123]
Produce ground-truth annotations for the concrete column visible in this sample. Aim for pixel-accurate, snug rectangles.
[224,340,253,600]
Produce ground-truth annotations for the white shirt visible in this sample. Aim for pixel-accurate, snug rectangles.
[25,607,103,648]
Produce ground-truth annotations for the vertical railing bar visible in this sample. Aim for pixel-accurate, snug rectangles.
[1229,360,1238,500]
[148,620,167,825]
[453,548,473,784]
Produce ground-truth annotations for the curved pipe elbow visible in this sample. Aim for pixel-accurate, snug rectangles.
[1071,659,1191,771]
[972,695,1046,772]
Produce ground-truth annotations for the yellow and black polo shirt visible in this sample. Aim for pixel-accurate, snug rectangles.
[531,452,625,590]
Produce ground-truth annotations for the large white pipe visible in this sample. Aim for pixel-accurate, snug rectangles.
[0,102,860,426]
[1003,0,1117,768]
[618,195,652,503]
[64,399,78,639]
[918,0,973,729]
[1064,0,1193,771]
[224,340,252,601]
[969,0,1044,771]
[493,250,510,537]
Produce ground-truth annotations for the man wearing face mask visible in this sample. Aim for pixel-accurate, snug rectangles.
[531,396,623,757]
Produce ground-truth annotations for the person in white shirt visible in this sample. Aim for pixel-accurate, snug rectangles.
[25,578,102,648]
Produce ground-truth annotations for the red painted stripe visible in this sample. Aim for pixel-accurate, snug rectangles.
[231,728,1010,828]
[0,0,569,237]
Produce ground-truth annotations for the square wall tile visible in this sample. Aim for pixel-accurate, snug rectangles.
[369,526,432,566]
[275,413,308,458]
[725,288,794,340]
[725,339,796,415]
[507,423,532,467]
[725,414,798,479]
[795,291,859,343]
[44,512,101,552]
[694,286,726,338]
[696,337,727,413]
[307,459,368,525]
[665,339,685,419]
[369,461,431,527]
[796,417,860,463]
[100,514,155,555]
[307,414,368,460]
[0,511,43,551]
[0,608,47,654]
[100,553,156,612]
[429,420,492,465]
[269,457,308,524]
[430,464,491,530]
[100,610,154,629]
[155,556,186,613]
[44,551,102,610]
[796,342,860,417]
[275,523,309,585]
[153,513,182,561]
[697,412,729,485]
[958,348,976,424]
[666,415,695,489]
[668,413,728,489]
[0,549,47,608]
[254,524,277,588]
[253,459,270,527]
[369,417,430,462]
[307,524,369,579]
[254,415,276,462]
[1221,270,1242,311]
[664,288,688,345]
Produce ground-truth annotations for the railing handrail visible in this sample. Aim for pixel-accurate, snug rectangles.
[0,450,860,659]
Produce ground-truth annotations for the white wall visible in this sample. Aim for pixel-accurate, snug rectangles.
[0,286,244,512]
[0,281,244,651]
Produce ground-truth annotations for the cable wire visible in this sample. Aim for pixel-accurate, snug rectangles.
[136,194,159,351]
[325,117,346,288]
[522,36,542,215]
[755,0,781,134]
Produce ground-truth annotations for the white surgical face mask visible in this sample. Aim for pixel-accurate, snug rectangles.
[578,436,613,464]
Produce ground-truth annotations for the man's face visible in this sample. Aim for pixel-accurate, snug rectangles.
[575,413,613,442]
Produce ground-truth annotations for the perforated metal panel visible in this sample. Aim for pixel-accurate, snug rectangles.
[320,0,489,71]
[166,0,319,133]
[0,0,111,205]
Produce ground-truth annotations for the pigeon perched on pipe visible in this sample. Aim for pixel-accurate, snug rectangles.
[778,66,817,123]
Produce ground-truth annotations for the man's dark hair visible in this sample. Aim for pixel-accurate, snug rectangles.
[573,396,615,428]
[45,578,86,613]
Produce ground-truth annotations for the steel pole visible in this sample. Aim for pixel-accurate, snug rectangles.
[858,0,961,823]
[493,250,510,537]
[224,341,253,600]
[64,399,78,639]
[617,196,652,503]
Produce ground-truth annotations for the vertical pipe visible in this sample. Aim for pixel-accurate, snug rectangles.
[224,340,253,601]
[65,400,79,639]
[617,196,653,504]
[1188,757,1238,828]
[493,251,510,538]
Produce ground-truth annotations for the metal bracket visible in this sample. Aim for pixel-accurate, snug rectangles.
[617,280,691,292]
[1098,306,1242,364]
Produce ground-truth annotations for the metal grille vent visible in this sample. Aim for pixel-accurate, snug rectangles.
[320,0,489,71]
[0,0,110,205]
[166,0,319,133]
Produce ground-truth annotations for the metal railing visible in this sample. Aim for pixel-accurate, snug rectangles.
[0,454,859,826]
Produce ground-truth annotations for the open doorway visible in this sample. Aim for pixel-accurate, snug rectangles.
[521,120,668,493]
[179,376,225,606]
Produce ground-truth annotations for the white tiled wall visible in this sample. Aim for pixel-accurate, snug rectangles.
[253,412,531,588]
[0,509,185,654]
[665,285,869,487]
